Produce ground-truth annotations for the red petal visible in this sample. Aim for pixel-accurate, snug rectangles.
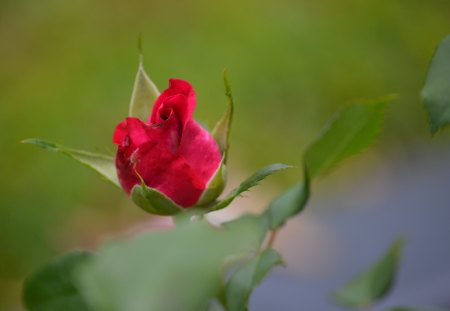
[115,149,140,194]
[134,141,205,207]
[113,116,180,152]
[150,79,195,129]
[178,119,222,183]
[113,118,148,147]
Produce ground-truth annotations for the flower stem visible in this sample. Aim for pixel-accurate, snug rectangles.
[360,302,372,311]
[266,229,279,249]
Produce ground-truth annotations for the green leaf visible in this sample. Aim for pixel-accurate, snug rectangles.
[332,238,404,309]
[23,250,93,311]
[131,182,184,215]
[77,218,262,311]
[422,35,450,134]
[196,159,227,206]
[209,163,292,212]
[389,307,450,311]
[222,213,270,248]
[263,164,310,230]
[304,96,393,178]
[22,138,119,187]
[212,69,234,162]
[225,249,284,311]
[128,55,160,120]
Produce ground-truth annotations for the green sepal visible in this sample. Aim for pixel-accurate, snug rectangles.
[212,69,234,163]
[22,138,119,187]
[131,181,184,216]
[332,237,404,309]
[224,249,284,311]
[23,250,93,311]
[207,163,293,212]
[422,35,450,134]
[196,159,227,206]
[202,69,234,206]
[128,51,160,120]
[263,163,310,230]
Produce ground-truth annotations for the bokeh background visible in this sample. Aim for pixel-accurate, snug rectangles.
[1,0,450,310]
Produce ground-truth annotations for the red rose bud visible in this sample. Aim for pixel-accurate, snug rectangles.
[113,79,223,208]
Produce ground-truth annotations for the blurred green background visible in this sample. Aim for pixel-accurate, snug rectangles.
[1,0,449,309]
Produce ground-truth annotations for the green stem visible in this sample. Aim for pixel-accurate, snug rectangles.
[266,229,279,249]
[360,302,372,311]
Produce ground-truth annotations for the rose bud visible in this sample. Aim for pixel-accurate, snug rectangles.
[113,79,226,214]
